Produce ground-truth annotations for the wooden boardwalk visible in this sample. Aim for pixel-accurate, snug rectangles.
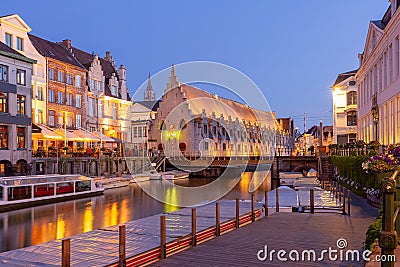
[150,193,378,267]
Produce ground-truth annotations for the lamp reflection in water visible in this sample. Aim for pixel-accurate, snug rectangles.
[164,186,179,213]
[56,214,66,240]
[83,204,93,233]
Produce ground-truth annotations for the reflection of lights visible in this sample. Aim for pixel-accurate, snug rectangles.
[164,187,179,213]
[83,205,93,232]
[110,202,118,226]
[120,199,128,223]
[56,214,66,239]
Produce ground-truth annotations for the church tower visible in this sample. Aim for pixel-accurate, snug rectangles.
[144,73,156,101]
[165,64,180,92]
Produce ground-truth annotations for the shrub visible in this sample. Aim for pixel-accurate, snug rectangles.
[331,156,380,189]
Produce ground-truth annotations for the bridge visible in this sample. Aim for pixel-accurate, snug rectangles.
[271,156,319,179]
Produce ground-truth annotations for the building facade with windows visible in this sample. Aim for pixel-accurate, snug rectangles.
[0,41,35,175]
[129,74,159,157]
[331,70,358,144]
[0,15,47,130]
[148,66,276,158]
[357,1,400,145]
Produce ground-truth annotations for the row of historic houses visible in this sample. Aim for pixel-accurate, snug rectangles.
[333,1,400,146]
[0,14,131,176]
[0,14,293,176]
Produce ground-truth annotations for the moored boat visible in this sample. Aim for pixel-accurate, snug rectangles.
[0,174,104,212]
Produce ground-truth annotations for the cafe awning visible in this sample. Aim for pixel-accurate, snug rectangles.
[54,129,85,141]
[32,124,64,140]
[93,132,115,142]
[71,129,100,142]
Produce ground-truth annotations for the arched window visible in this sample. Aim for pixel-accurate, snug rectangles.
[347,111,357,126]
[347,91,357,105]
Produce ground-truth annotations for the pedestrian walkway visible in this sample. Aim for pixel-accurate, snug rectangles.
[150,192,378,266]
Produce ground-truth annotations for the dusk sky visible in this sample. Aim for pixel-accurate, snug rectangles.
[1,1,389,128]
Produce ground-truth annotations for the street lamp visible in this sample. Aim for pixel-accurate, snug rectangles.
[371,93,379,142]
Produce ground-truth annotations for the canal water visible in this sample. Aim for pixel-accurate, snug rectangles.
[0,171,272,252]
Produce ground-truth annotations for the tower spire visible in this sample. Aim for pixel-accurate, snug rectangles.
[165,64,180,92]
[144,72,155,101]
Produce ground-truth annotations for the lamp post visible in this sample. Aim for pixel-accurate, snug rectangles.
[371,93,379,142]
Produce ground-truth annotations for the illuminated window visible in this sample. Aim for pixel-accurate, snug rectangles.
[98,99,102,117]
[75,114,81,128]
[0,92,7,113]
[57,91,64,104]
[0,126,8,149]
[88,98,94,117]
[111,86,117,96]
[17,127,25,149]
[67,93,73,106]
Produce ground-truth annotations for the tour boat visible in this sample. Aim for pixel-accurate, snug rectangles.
[0,174,104,212]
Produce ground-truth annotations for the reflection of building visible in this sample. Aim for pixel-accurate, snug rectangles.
[148,66,276,158]
[0,41,35,175]
[357,1,400,145]
[331,70,358,144]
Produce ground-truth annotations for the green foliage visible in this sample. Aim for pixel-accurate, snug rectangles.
[331,156,380,189]
[364,205,382,251]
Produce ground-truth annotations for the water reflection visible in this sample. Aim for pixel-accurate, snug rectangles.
[0,171,271,252]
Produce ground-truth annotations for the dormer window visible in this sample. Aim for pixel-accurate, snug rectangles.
[348,81,356,86]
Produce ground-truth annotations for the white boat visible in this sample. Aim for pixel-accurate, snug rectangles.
[96,177,130,190]
[161,171,190,180]
[0,174,104,212]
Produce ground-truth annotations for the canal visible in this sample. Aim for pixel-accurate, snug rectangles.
[0,172,272,252]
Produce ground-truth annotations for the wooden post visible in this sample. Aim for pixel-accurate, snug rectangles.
[119,225,126,267]
[61,238,70,267]
[342,189,346,215]
[276,187,279,212]
[192,208,196,246]
[347,188,351,216]
[160,215,166,259]
[335,181,338,199]
[235,198,240,228]
[264,191,268,217]
[251,193,255,222]
[310,189,314,214]
[339,184,342,202]
[216,202,220,236]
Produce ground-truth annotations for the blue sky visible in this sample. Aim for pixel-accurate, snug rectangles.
[1,1,389,128]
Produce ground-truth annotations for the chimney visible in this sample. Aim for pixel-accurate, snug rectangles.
[62,39,71,49]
